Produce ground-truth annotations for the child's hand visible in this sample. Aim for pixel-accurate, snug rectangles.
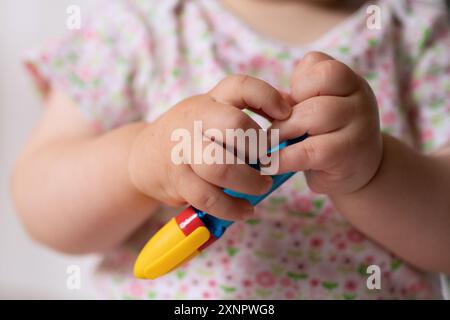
[128,75,291,220]
[271,52,383,195]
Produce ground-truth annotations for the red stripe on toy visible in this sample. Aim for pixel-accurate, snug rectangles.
[198,235,217,251]
[175,206,205,236]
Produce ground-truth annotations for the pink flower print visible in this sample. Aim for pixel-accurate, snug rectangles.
[221,256,230,265]
[208,280,217,288]
[381,111,396,126]
[287,221,304,234]
[342,256,353,266]
[336,241,347,251]
[382,62,391,73]
[331,232,342,243]
[410,79,421,91]
[255,271,276,288]
[310,237,324,248]
[40,52,50,63]
[203,291,211,299]
[242,279,253,288]
[364,255,375,265]
[346,229,364,243]
[408,281,427,295]
[309,278,320,288]
[269,58,283,76]
[82,27,96,40]
[316,205,334,224]
[238,63,246,73]
[127,282,144,298]
[344,279,358,292]
[421,129,433,142]
[180,284,189,294]
[292,196,312,212]
[226,239,235,246]
[250,55,266,70]
[284,290,296,299]
[279,276,293,288]
[77,67,92,82]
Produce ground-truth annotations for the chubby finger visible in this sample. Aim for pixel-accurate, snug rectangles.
[183,96,268,162]
[291,52,360,103]
[209,74,292,120]
[175,169,255,220]
[191,160,272,196]
[270,95,356,141]
[277,131,352,173]
[188,137,271,191]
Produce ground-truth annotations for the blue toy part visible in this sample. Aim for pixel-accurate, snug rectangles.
[196,134,308,238]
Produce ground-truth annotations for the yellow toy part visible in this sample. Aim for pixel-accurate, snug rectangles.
[134,217,210,279]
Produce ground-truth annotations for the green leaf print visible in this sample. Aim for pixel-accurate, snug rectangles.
[430,98,444,109]
[227,247,239,257]
[112,275,124,284]
[220,285,236,294]
[308,250,321,263]
[368,38,378,48]
[287,210,315,219]
[255,288,272,298]
[69,72,84,88]
[172,68,181,78]
[338,46,350,54]
[322,281,339,290]
[418,27,431,51]
[286,249,303,258]
[176,269,187,280]
[271,265,285,277]
[147,291,157,299]
[287,271,308,281]
[390,259,402,271]
[357,263,369,277]
[254,250,276,260]
[268,196,286,205]
[269,231,284,240]
[202,30,211,39]
[301,226,315,236]
[342,293,356,300]
[365,71,377,81]
[175,292,185,300]
[245,219,261,226]
[276,52,291,60]
[312,198,324,210]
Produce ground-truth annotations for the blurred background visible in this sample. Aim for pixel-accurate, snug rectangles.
[0,0,99,299]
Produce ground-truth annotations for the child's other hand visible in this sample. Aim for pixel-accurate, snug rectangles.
[271,52,383,195]
[128,75,291,220]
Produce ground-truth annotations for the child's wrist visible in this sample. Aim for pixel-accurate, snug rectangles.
[127,122,156,197]
[328,132,384,198]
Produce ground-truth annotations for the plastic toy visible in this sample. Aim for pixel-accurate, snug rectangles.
[134,134,308,279]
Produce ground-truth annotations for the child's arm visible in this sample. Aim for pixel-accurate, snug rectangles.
[11,90,158,253]
[11,75,291,254]
[272,52,450,273]
[330,135,450,273]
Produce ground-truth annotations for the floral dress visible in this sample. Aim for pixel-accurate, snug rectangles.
[25,0,450,299]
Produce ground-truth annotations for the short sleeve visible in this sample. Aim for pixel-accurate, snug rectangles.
[403,2,450,152]
[24,0,153,132]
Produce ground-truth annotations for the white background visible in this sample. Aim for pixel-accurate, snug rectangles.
[0,0,100,299]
